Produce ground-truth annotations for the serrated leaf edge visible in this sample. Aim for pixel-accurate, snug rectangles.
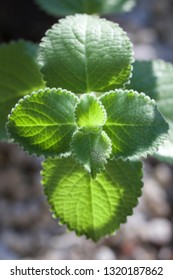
[41,158,143,241]
[74,93,107,127]
[99,89,169,160]
[38,14,134,91]
[6,87,79,158]
[99,88,156,105]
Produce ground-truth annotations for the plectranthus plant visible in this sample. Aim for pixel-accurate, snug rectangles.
[2,14,172,241]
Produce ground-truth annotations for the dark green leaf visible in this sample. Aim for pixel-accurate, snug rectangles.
[0,41,45,140]
[35,0,136,17]
[128,60,173,161]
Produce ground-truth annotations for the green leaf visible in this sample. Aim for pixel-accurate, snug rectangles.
[103,0,136,13]
[128,60,173,161]
[38,14,133,93]
[7,88,78,157]
[35,0,136,16]
[0,40,45,140]
[71,129,112,178]
[100,89,168,159]
[75,94,106,128]
[153,123,173,163]
[42,156,143,241]
[127,60,173,114]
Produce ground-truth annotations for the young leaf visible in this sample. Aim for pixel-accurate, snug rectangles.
[0,41,45,140]
[42,157,143,241]
[75,94,106,128]
[7,88,78,157]
[100,89,168,159]
[38,14,133,93]
[127,60,173,162]
[35,0,136,17]
[71,129,112,178]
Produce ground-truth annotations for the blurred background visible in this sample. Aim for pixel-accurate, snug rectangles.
[0,0,173,260]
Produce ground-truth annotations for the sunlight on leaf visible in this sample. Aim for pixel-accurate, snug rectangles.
[42,156,143,241]
[38,14,133,93]
[7,88,78,157]
[71,129,112,178]
[100,89,168,159]
[75,94,106,128]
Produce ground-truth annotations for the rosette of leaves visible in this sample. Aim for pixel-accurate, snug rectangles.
[0,41,45,140]
[7,15,168,241]
[35,0,136,17]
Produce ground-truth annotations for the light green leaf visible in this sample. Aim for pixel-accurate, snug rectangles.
[42,156,142,241]
[35,0,136,16]
[7,88,78,157]
[71,129,112,178]
[127,60,173,161]
[75,94,106,128]
[38,14,133,93]
[100,89,168,159]
[0,40,45,140]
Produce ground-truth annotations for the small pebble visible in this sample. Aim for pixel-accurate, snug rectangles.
[140,218,172,245]
[94,246,116,260]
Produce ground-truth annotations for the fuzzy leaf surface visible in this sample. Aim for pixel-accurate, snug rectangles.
[7,88,78,157]
[42,157,142,241]
[35,0,136,16]
[100,90,168,159]
[38,14,133,93]
[75,94,106,128]
[0,41,45,140]
[71,129,112,178]
[128,60,173,162]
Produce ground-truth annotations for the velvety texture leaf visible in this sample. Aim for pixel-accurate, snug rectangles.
[38,14,133,93]
[42,157,143,241]
[35,0,136,17]
[100,89,168,159]
[128,60,173,161]
[75,94,106,128]
[71,129,112,178]
[7,88,78,157]
[0,41,45,140]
